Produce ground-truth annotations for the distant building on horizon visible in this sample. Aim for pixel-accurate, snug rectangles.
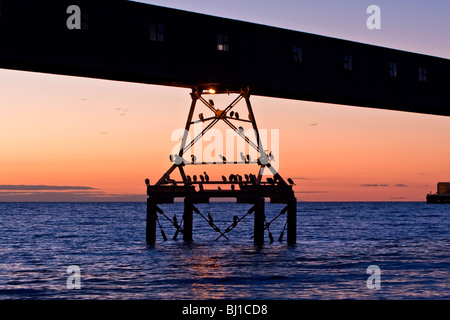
[426,182,450,204]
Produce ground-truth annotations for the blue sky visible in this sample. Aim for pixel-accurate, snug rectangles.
[137,0,450,59]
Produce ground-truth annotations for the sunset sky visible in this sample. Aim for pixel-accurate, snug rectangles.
[1,0,449,202]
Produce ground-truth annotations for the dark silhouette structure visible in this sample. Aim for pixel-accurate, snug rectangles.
[146,88,297,246]
[426,182,450,204]
[0,0,448,116]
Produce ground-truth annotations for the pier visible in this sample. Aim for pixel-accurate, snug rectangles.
[146,88,297,245]
[426,182,450,204]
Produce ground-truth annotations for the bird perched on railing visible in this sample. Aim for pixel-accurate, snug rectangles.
[219,154,227,164]
[200,175,205,182]
[145,178,150,186]
[191,155,197,164]
[244,174,249,182]
[240,152,246,163]
[287,178,296,185]
[198,113,204,121]
[204,172,209,182]
[193,175,197,182]
[222,175,227,182]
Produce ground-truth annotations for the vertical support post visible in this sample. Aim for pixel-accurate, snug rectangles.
[287,196,297,245]
[183,197,193,242]
[146,198,157,244]
[254,196,265,246]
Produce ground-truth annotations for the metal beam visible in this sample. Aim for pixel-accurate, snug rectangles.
[0,0,448,116]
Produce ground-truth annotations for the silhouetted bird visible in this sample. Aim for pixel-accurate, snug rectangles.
[231,184,235,191]
[238,126,244,133]
[198,113,204,121]
[219,154,227,163]
[222,175,227,182]
[244,174,249,181]
[229,174,236,182]
[287,178,296,185]
[218,186,222,191]
[145,178,150,186]
[174,154,184,164]
[193,175,197,182]
[240,152,246,163]
[269,151,275,161]
[266,177,275,185]
[186,175,192,182]
[249,174,257,185]
[232,215,239,227]
[246,154,251,163]
[237,175,243,182]
[204,172,209,182]
[209,99,215,106]
[200,175,205,182]
[235,112,240,119]
[230,111,234,117]
[191,154,197,164]
[208,212,214,224]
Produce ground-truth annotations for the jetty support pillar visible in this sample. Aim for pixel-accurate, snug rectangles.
[254,196,265,246]
[183,197,194,242]
[287,196,297,245]
[146,198,157,245]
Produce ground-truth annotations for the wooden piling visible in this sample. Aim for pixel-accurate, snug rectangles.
[287,196,297,245]
[183,197,193,242]
[254,196,265,246]
[146,198,157,244]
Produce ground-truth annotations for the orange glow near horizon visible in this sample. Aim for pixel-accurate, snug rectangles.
[1,69,449,202]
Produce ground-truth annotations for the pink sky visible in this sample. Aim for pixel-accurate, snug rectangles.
[0,1,449,201]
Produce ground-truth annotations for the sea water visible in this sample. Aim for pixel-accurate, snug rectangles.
[0,202,448,300]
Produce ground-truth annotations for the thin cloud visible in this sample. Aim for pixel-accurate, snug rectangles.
[295,191,329,194]
[360,184,407,187]
[0,185,96,191]
[0,190,145,202]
